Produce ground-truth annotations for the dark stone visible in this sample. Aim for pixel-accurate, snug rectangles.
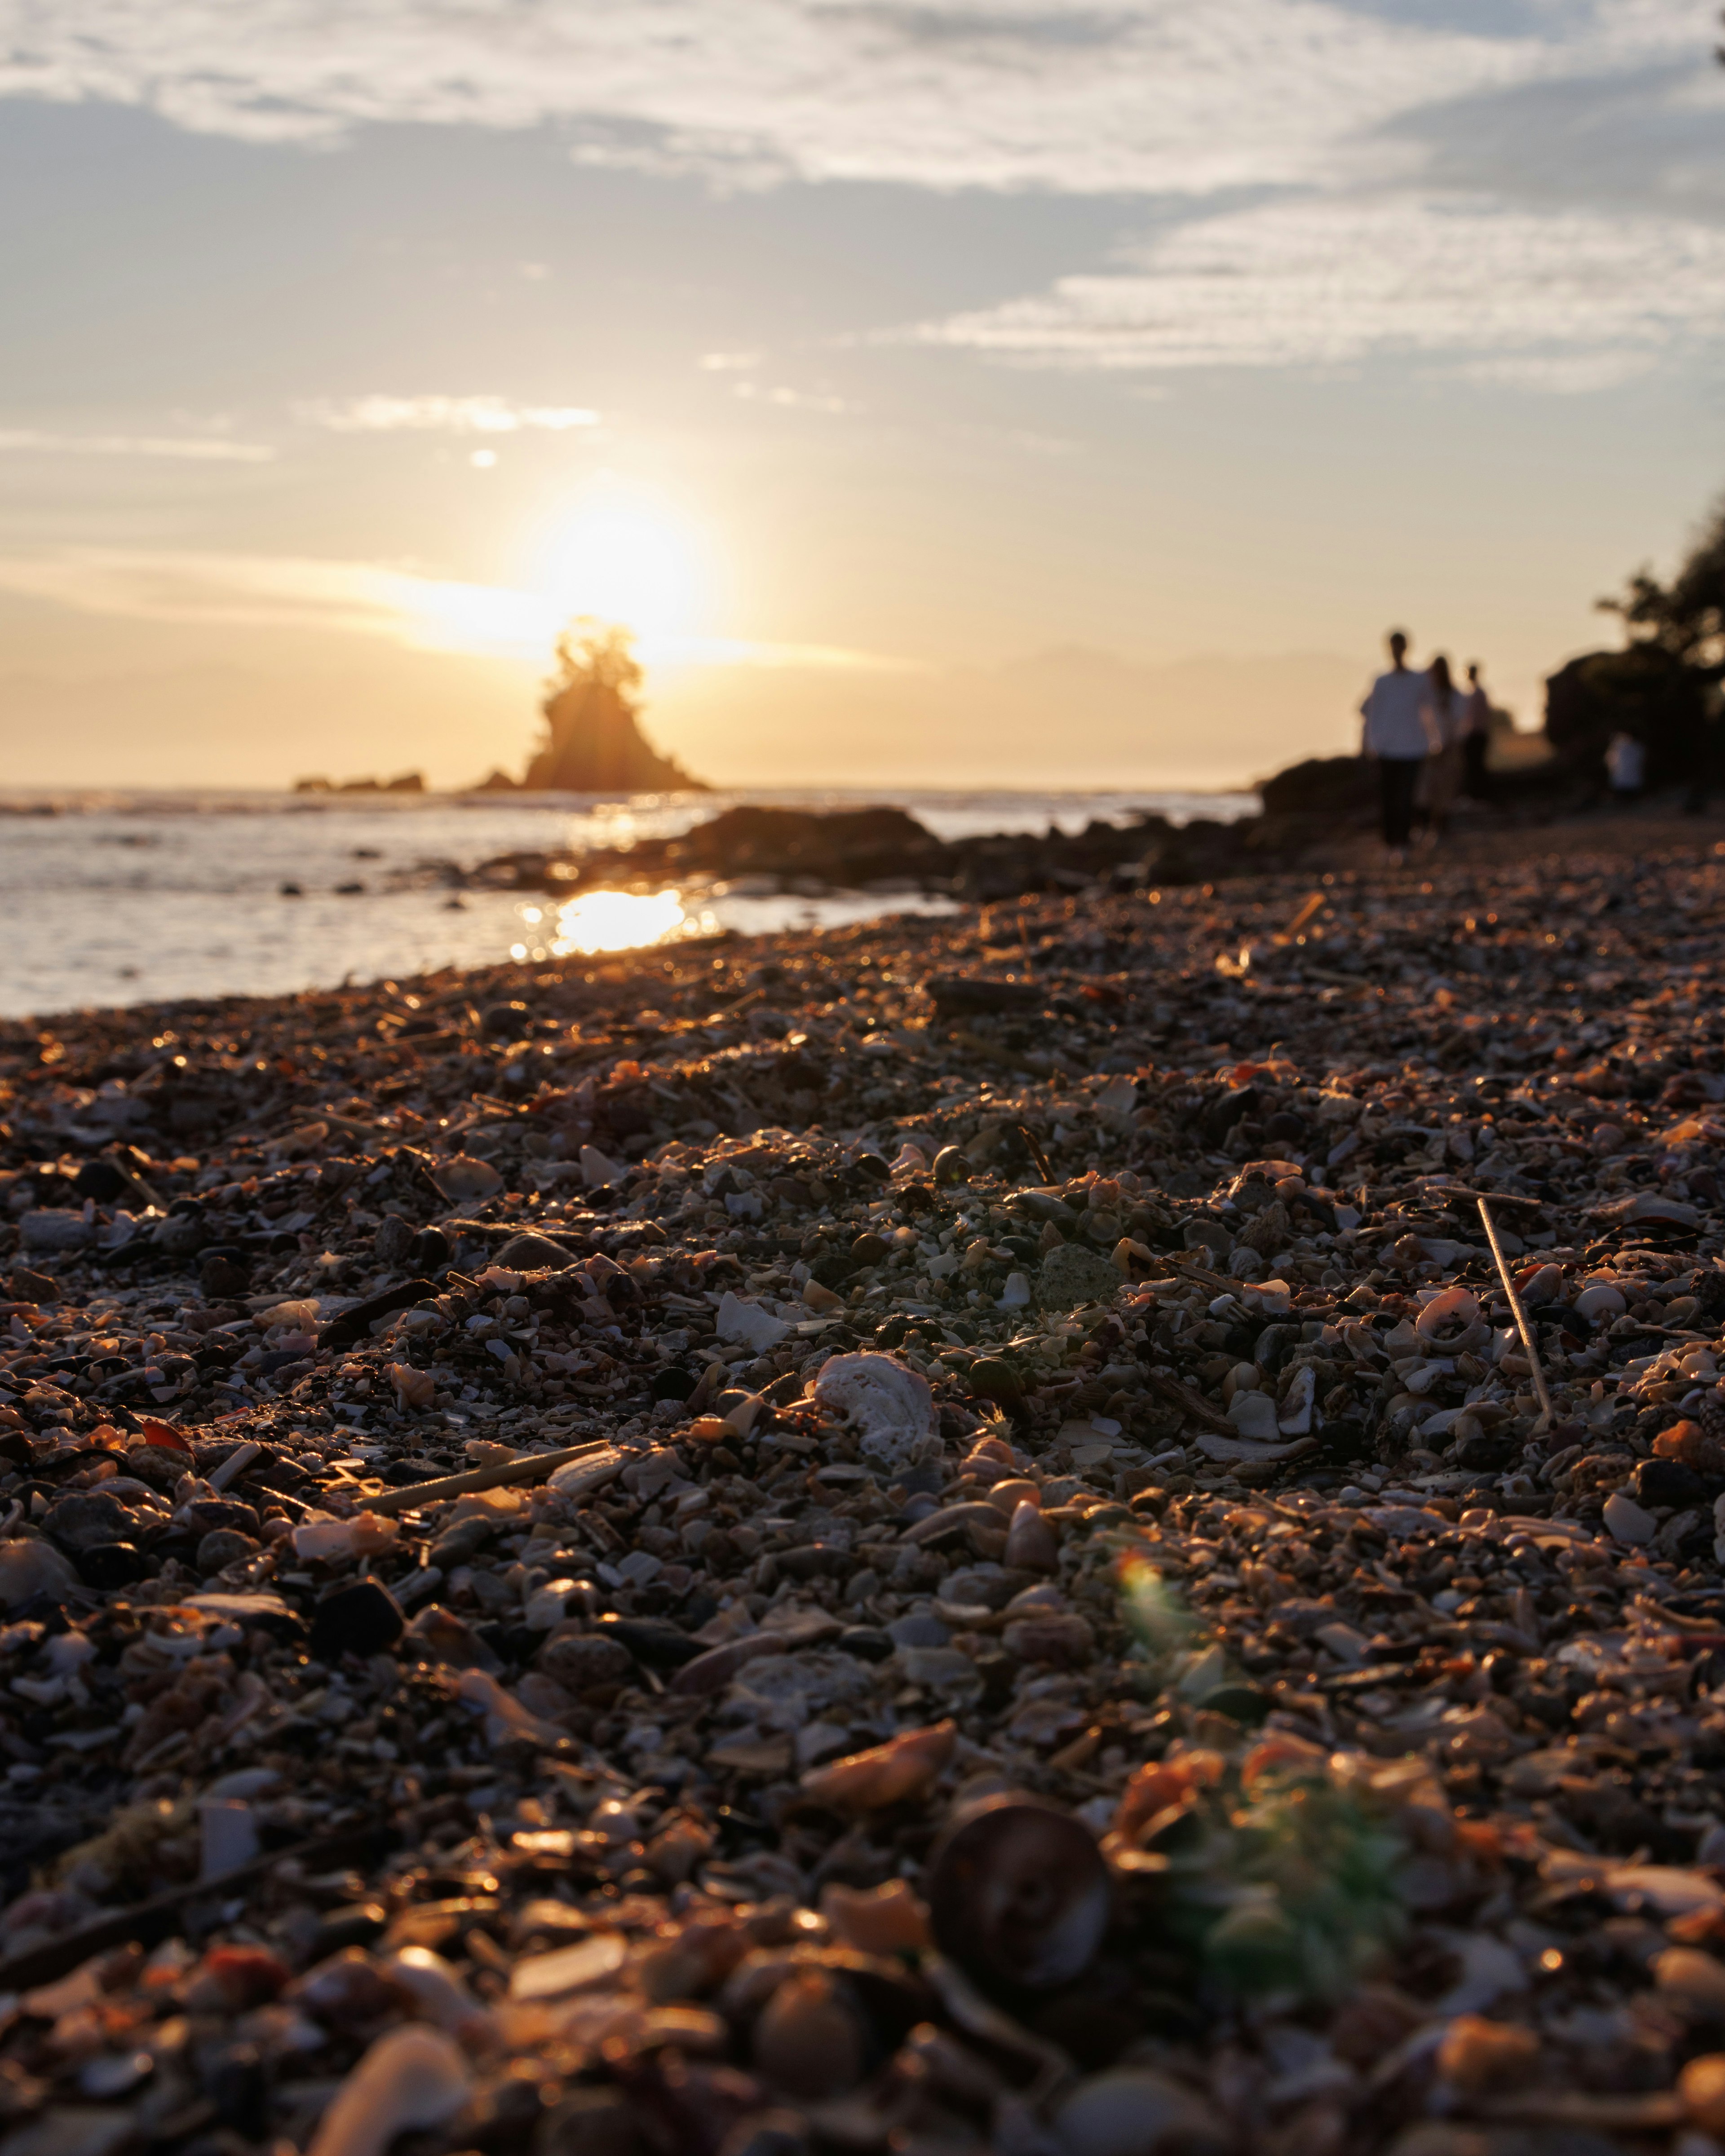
[1636,1457,1707,1510]
[408,1227,452,1271]
[1454,1429,1518,1472]
[593,1613,702,1670]
[308,1579,405,1661]
[310,1902,390,1957]
[73,1159,128,1203]
[1202,1086,1258,1144]
[482,1001,531,1037]
[651,1365,697,1402]
[43,1491,138,1552]
[1254,1324,1296,1376]
[538,1630,637,1693]
[74,1541,148,1590]
[1196,1683,1272,1726]
[838,1626,894,1662]
[200,1253,251,1299]
[180,1498,260,1537]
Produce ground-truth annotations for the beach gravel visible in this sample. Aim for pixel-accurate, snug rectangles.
[2,843,1725,2150]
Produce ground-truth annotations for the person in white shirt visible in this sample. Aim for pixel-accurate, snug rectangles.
[1606,730,1645,804]
[1359,630,1441,857]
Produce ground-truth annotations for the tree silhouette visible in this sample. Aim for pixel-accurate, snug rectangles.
[1601,495,1725,677]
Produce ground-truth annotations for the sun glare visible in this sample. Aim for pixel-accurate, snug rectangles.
[546,887,690,954]
[527,486,701,646]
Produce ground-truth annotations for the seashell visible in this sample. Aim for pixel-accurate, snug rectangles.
[1682,2054,1725,2135]
[1513,1262,1562,1308]
[820,1878,933,1957]
[1655,1946,1725,2020]
[800,1719,956,1810]
[1415,1285,1479,1339]
[984,1476,1040,1517]
[925,1796,1110,1991]
[391,1362,437,1409]
[307,2023,471,2156]
[1004,1500,1059,1572]
[1603,1491,1656,1546]
[291,1511,399,1561]
[933,1145,971,1185]
[0,1537,78,1608]
[813,1353,936,1469]
[431,1154,504,1205]
[963,1434,1021,1480]
[1434,2014,1539,2098]
[456,1667,570,1748]
[381,1946,496,2047]
[1574,1281,1627,1322]
[751,1968,867,2100]
[1225,1392,1280,1440]
[1053,2068,1229,2156]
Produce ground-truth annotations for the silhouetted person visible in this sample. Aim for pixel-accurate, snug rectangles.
[1460,661,1491,800]
[1360,629,1439,860]
[1419,653,1464,840]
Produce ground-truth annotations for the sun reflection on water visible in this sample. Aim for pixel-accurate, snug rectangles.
[509,887,714,961]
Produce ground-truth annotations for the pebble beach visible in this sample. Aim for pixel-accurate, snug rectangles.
[6,829,1725,2156]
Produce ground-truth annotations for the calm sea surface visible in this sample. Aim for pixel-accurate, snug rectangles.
[0,787,1255,1020]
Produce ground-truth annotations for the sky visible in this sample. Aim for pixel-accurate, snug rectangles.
[2,0,1724,792]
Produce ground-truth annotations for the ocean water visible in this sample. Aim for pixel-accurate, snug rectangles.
[0,786,1255,1021]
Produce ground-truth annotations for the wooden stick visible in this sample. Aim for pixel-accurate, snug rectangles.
[1477,1197,1553,1423]
[365,1437,614,1516]
[0,1825,389,1993]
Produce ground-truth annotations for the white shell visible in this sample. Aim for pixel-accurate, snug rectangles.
[307,2025,470,2156]
[1603,1491,1656,1546]
[1416,1286,1480,1338]
[814,1352,936,1468]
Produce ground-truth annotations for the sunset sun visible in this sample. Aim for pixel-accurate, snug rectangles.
[526,489,702,648]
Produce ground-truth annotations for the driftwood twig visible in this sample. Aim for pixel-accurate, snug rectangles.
[1477,1196,1554,1423]
[366,1438,614,1517]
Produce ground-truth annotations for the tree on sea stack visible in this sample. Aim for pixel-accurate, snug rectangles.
[520,618,707,794]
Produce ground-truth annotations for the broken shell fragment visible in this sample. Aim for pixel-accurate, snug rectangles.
[0,1537,79,1607]
[431,1154,504,1205]
[926,1795,1111,1991]
[307,2023,471,2156]
[800,1719,956,1809]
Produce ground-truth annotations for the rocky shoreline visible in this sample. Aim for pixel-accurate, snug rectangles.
[4,839,1725,2153]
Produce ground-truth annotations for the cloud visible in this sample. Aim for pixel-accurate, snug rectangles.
[0,429,274,461]
[3,2,1720,398]
[300,395,599,435]
[0,2,1703,198]
[0,547,902,672]
[910,191,1725,378]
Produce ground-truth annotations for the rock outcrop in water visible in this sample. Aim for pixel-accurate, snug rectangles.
[508,619,706,795]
